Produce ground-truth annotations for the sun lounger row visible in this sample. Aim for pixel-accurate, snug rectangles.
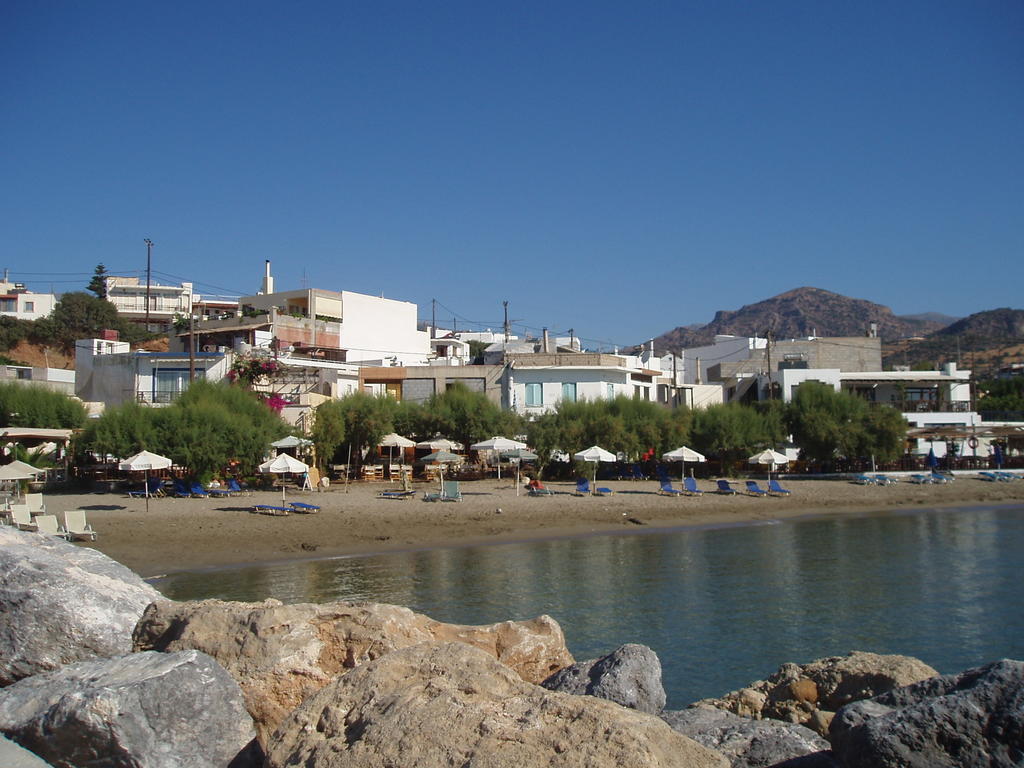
[252,501,322,515]
[979,471,1020,482]
[172,478,251,498]
[6,509,97,541]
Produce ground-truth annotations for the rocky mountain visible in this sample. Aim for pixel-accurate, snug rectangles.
[641,287,948,353]
[932,308,1024,338]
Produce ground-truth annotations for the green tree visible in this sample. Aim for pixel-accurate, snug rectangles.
[313,392,398,466]
[863,405,908,462]
[311,400,346,469]
[87,264,108,298]
[424,383,510,453]
[0,383,87,429]
[691,403,770,470]
[75,401,157,459]
[31,292,122,352]
[977,377,1024,414]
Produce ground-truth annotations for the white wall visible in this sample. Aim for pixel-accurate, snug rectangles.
[775,369,843,402]
[0,290,56,321]
[682,336,765,384]
[511,367,633,416]
[339,291,429,365]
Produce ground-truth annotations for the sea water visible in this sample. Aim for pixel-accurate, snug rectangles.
[154,504,1024,708]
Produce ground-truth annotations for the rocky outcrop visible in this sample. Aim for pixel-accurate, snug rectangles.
[541,642,667,714]
[829,659,1024,768]
[0,527,162,686]
[0,650,260,768]
[662,708,837,768]
[132,598,574,744]
[695,652,937,735]
[265,641,728,768]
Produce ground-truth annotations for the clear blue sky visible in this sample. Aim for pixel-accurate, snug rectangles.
[2,1,1021,350]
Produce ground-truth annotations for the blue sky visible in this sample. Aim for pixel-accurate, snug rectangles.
[2,1,1022,350]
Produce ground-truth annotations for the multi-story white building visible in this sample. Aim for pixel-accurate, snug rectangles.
[105,276,196,332]
[0,280,56,321]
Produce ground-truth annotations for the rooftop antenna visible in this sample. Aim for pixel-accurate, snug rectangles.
[503,300,510,343]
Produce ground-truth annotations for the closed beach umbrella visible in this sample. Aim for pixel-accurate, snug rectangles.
[993,443,1004,469]
[926,448,939,469]
[573,445,616,491]
[662,446,706,480]
[259,453,310,503]
[119,450,172,512]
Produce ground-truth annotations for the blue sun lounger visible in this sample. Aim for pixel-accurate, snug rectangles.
[682,477,703,496]
[253,504,290,515]
[575,478,614,496]
[744,480,768,496]
[716,479,738,495]
[658,479,684,496]
[289,501,320,513]
[767,478,791,496]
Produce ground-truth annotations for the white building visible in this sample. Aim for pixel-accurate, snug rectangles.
[0,280,56,321]
[105,276,196,332]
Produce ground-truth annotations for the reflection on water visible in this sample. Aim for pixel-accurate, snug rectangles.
[155,505,1024,708]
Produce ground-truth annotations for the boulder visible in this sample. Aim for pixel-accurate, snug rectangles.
[265,641,728,768]
[829,658,1024,768]
[694,652,937,733]
[132,598,574,744]
[0,650,260,768]
[662,707,838,768]
[0,527,162,686]
[541,642,667,714]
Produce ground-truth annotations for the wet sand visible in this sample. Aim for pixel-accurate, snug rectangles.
[43,475,1024,578]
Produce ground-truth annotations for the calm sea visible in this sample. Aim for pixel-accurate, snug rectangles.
[153,504,1024,709]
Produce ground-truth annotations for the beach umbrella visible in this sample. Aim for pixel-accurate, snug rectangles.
[416,438,463,451]
[499,448,539,495]
[259,453,310,503]
[573,446,616,493]
[926,447,939,469]
[993,443,1004,469]
[419,449,464,489]
[470,436,528,479]
[379,433,416,471]
[271,435,314,449]
[662,446,706,481]
[119,450,172,512]
[748,449,790,483]
[0,461,45,503]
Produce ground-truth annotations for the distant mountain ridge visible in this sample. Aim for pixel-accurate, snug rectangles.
[641,287,950,353]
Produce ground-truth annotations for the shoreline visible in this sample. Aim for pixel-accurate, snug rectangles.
[43,476,1024,578]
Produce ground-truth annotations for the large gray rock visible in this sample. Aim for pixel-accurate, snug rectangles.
[695,651,938,734]
[541,642,667,714]
[662,707,838,768]
[0,527,162,685]
[0,650,260,768]
[133,598,574,746]
[829,658,1024,768]
[265,641,728,768]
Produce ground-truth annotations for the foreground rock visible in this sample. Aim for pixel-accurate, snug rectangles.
[0,735,53,768]
[542,642,667,714]
[829,658,1024,768]
[662,708,837,768]
[266,641,728,768]
[0,650,260,768]
[0,527,162,686]
[695,651,938,734]
[133,598,574,744]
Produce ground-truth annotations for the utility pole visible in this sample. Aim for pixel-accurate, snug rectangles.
[568,328,575,351]
[431,299,436,339]
[188,311,196,382]
[144,239,154,332]
[503,300,510,344]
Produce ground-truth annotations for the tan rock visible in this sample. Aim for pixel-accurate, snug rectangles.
[265,642,728,768]
[695,651,937,730]
[806,708,834,737]
[132,599,574,745]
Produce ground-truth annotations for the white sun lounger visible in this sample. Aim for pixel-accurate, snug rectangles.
[24,493,46,516]
[63,510,97,541]
[11,505,37,531]
[34,514,67,539]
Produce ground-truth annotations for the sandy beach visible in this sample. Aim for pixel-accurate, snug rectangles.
[33,474,1024,578]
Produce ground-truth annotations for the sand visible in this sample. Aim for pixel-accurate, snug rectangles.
[37,475,1024,578]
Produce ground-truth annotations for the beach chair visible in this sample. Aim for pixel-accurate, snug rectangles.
[715,479,738,495]
[127,477,165,498]
[11,505,37,531]
[657,479,684,496]
[744,480,768,496]
[424,480,463,502]
[378,488,416,500]
[253,504,290,515]
[227,478,252,496]
[630,464,647,481]
[909,474,933,484]
[682,477,704,496]
[24,493,46,516]
[189,481,210,498]
[173,479,193,498]
[289,501,320,513]
[574,478,591,496]
[767,478,792,496]
[930,471,952,484]
[35,514,67,539]
[206,483,232,498]
[874,474,898,485]
[853,474,878,485]
[63,510,97,541]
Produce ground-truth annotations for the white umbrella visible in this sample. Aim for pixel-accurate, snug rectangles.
[0,461,45,480]
[416,438,463,451]
[419,450,463,491]
[379,433,416,476]
[748,449,790,483]
[119,450,172,511]
[573,446,616,494]
[470,436,528,479]
[259,454,310,503]
[271,435,314,449]
[662,446,706,481]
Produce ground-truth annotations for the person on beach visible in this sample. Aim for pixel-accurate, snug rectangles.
[526,477,546,491]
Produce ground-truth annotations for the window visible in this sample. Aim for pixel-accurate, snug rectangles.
[525,383,542,407]
[23,301,34,312]
[561,382,577,402]
[152,368,203,403]
[0,299,14,312]
[607,383,614,400]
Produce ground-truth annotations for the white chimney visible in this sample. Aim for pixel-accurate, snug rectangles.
[542,328,550,354]
[695,356,702,384]
[261,260,274,295]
